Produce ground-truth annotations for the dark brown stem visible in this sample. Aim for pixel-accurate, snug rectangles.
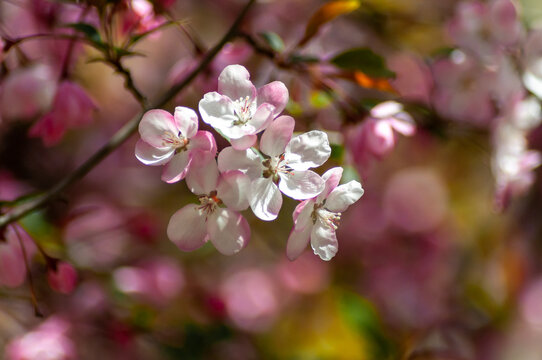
[0,0,257,229]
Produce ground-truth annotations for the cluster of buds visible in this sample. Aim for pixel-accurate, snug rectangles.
[135,65,364,260]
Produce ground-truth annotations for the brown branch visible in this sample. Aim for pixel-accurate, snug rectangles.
[0,0,256,229]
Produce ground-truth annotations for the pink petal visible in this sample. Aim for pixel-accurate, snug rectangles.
[48,262,77,294]
[218,64,256,100]
[310,220,338,261]
[388,113,416,136]
[0,243,26,288]
[231,134,257,150]
[286,224,312,261]
[174,106,199,138]
[489,0,520,45]
[167,204,208,251]
[316,167,343,203]
[249,103,275,133]
[249,178,282,221]
[28,112,67,146]
[135,139,174,165]
[216,171,251,211]
[257,81,289,117]
[186,151,219,195]
[292,199,315,231]
[278,169,325,200]
[139,109,178,148]
[207,208,250,255]
[284,130,331,170]
[161,150,191,183]
[217,147,263,180]
[188,131,217,154]
[260,115,295,157]
[367,120,395,156]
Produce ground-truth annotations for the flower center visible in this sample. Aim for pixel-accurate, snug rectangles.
[197,191,222,218]
[163,131,189,151]
[233,96,254,125]
[262,154,290,182]
[313,203,341,230]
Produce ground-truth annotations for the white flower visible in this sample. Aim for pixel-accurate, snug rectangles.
[287,167,364,261]
[167,152,251,255]
[218,116,331,221]
[198,64,288,150]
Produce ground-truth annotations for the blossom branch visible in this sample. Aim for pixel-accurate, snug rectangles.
[0,0,256,229]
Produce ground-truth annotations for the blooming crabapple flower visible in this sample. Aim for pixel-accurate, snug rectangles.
[218,116,331,221]
[167,152,251,255]
[5,316,76,360]
[135,107,216,183]
[120,0,166,35]
[447,0,521,60]
[29,81,96,146]
[199,64,288,150]
[432,51,495,126]
[287,167,364,261]
[47,262,77,294]
[0,64,57,120]
[346,101,415,177]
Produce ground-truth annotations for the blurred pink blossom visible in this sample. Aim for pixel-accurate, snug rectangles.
[29,80,96,146]
[523,29,542,100]
[48,261,78,294]
[113,257,184,305]
[277,252,330,294]
[432,51,495,126]
[0,225,36,288]
[0,64,57,120]
[388,53,433,105]
[5,316,76,360]
[220,269,279,332]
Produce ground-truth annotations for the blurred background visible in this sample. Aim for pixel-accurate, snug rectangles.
[2,0,542,358]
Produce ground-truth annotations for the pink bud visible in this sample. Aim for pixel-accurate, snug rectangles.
[48,262,78,294]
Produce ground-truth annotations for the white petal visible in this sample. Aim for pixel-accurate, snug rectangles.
[167,204,208,251]
[216,171,251,211]
[161,151,191,183]
[248,103,274,132]
[188,131,217,154]
[325,180,364,212]
[207,208,250,255]
[135,140,174,166]
[260,115,295,157]
[316,167,343,203]
[138,109,178,148]
[278,170,325,200]
[310,220,338,261]
[370,101,403,118]
[284,130,331,170]
[217,64,256,100]
[249,178,283,221]
[198,92,237,129]
[186,151,219,195]
[292,199,315,231]
[286,224,312,261]
[230,134,257,150]
[174,106,199,138]
[217,146,263,180]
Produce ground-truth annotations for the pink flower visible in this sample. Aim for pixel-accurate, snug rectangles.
[5,316,76,360]
[29,81,96,146]
[218,116,331,221]
[135,107,217,183]
[447,0,521,60]
[347,101,415,176]
[388,53,433,105]
[113,257,184,305]
[47,261,77,294]
[523,29,542,100]
[199,64,289,150]
[167,152,251,255]
[432,51,496,126]
[0,225,36,288]
[287,167,364,261]
[0,64,57,120]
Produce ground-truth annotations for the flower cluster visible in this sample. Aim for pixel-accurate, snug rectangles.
[135,64,364,260]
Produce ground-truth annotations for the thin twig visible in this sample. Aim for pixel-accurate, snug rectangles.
[0,0,256,229]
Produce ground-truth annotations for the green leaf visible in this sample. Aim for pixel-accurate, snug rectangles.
[330,144,345,161]
[288,53,320,64]
[309,90,333,109]
[339,291,397,360]
[64,22,102,44]
[331,48,395,78]
[126,20,186,47]
[259,31,285,53]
